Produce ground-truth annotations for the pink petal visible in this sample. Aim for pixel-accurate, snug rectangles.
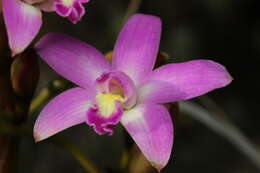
[3,0,42,56]
[35,33,111,89]
[121,104,173,171]
[138,60,233,104]
[112,14,161,86]
[33,87,95,142]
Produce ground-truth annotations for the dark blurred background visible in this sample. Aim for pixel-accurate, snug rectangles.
[15,0,260,172]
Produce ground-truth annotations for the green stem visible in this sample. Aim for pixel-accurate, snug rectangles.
[0,122,101,173]
[124,0,142,21]
[180,101,260,171]
[49,138,102,173]
[2,78,101,173]
[29,79,71,115]
[29,88,50,115]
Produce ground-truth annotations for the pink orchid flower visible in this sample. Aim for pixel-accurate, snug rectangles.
[33,14,232,170]
[2,0,89,56]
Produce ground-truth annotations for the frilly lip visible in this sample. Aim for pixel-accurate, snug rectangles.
[86,101,123,135]
[86,71,137,135]
[95,71,137,109]
[54,0,88,23]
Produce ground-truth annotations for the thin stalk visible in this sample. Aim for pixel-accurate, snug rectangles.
[124,0,142,21]
[29,88,50,115]
[0,122,101,173]
[29,79,70,115]
[49,138,102,173]
[179,101,260,171]
[0,135,18,173]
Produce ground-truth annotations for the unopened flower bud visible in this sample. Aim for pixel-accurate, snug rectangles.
[0,56,15,116]
[11,49,39,98]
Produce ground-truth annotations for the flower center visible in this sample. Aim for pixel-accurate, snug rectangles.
[95,92,125,117]
[61,0,74,6]
[86,71,137,135]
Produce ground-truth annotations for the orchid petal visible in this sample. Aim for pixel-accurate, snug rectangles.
[35,33,111,88]
[33,87,95,142]
[112,14,161,86]
[121,104,173,171]
[138,60,233,104]
[3,0,42,56]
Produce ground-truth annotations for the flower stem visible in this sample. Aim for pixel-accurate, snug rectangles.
[0,119,102,173]
[49,138,102,173]
[124,0,142,21]
[0,135,18,173]
[28,79,101,173]
[29,79,70,115]
[180,101,260,171]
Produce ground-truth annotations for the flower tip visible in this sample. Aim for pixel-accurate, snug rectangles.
[11,49,21,57]
[205,60,233,88]
[223,69,233,87]
[228,74,234,82]
[227,75,234,85]
[151,162,164,172]
[33,129,45,143]
[132,13,160,19]
[11,45,26,57]
[70,19,79,24]
[130,13,162,25]
[33,132,41,143]
[11,52,17,57]
[33,135,41,143]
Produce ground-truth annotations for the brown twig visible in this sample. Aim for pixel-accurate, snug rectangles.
[0,135,18,173]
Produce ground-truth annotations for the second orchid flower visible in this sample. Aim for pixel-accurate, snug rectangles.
[2,0,89,56]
